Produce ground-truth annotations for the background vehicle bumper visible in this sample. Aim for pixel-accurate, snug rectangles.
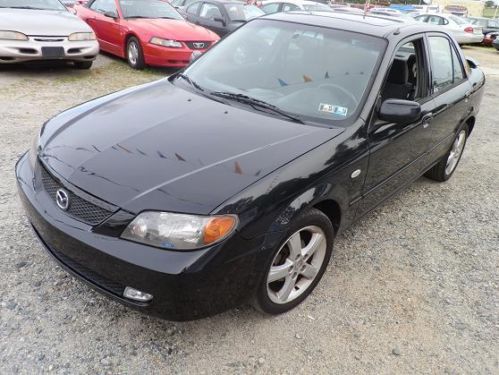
[16,153,264,320]
[0,37,99,64]
[143,43,208,67]
[456,34,484,44]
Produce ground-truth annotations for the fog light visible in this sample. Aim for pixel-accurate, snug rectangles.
[123,286,153,302]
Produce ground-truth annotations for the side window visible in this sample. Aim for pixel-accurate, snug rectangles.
[451,47,464,81]
[381,40,423,101]
[428,36,463,93]
[282,3,300,12]
[186,2,201,15]
[427,16,444,25]
[261,3,279,14]
[415,15,428,23]
[90,0,116,13]
[200,3,223,19]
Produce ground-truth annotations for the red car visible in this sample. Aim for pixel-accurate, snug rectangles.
[76,0,219,69]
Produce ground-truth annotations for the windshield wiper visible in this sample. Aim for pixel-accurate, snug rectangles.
[176,73,205,92]
[210,91,304,124]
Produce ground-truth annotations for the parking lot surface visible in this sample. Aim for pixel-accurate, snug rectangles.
[1,48,498,374]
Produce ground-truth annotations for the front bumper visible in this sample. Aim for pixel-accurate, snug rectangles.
[143,43,210,68]
[16,153,264,320]
[0,36,99,64]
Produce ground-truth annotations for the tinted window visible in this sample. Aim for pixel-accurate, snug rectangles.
[261,2,279,14]
[90,0,116,13]
[428,37,463,93]
[224,3,263,21]
[451,47,464,81]
[184,20,386,124]
[282,3,299,11]
[200,3,222,19]
[186,1,200,14]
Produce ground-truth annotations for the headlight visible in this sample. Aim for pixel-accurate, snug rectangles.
[150,37,182,48]
[68,32,96,41]
[0,31,28,40]
[121,212,238,250]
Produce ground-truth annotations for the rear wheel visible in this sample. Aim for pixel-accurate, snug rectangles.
[126,37,145,70]
[74,61,93,70]
[425,126,468,182]
[252,208,334,315]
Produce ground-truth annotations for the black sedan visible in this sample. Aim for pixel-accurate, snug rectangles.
[16,12,485,321]
[183,0,264,36]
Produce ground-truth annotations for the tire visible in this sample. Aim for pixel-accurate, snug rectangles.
[252,208,334,315]
[425,125,469,182]
[126,37,145,70]
[74,61,93,70]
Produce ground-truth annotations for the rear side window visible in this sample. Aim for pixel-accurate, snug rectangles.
[428,36,464,93]
[262,3,279,14]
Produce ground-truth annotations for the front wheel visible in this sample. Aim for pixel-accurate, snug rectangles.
[126,37,145,70]
[425,126,468,182]
[252,208,334,315]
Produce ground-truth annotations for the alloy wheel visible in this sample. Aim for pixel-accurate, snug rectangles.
[445,130,466,176]
[267,225,327,304]
[128,41,139,66]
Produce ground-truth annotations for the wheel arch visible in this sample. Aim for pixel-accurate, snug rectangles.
[465,116,475,135]
[312,199,341,234]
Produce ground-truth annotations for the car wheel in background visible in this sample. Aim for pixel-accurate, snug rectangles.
[425,125,469,182]
[74,61,93,70]
[252,208,334,315]
[126,37,145,70]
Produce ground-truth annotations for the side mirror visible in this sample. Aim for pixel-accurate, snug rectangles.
[466,56,479,69]
[104,10,118,18]
[378,99,421,124]
[213,17,226,26]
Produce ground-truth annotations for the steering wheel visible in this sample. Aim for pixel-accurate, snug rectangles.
[318,83,358,108]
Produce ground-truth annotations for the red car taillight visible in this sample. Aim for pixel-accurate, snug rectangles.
[464,27,473,33]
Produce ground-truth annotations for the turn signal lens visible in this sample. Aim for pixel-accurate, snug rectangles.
[203,216,237,245]
[68,32,96,41]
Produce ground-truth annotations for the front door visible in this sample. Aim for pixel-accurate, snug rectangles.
[357,36,436,217]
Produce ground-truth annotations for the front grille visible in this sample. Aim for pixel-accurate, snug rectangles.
[49,244,125,297]
[40,165,115,225]
[185,41,211,50]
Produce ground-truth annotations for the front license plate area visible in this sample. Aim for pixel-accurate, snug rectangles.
[41,47,65,58]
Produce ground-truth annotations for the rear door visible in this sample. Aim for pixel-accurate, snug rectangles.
[421,33,473,169]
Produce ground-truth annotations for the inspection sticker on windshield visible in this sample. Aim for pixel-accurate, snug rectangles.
[319,103,348,117]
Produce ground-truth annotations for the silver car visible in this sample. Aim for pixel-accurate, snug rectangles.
[0,0,99,68]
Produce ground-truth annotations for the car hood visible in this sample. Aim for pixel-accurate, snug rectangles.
[0,9,91,36]
[39,80,343,215]
[127,19,219,41]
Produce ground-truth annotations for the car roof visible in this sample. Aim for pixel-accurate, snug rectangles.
[262,11,439,38]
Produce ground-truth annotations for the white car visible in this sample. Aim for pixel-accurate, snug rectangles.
[261,0,332,14]
[414,13,483,45]
[0,0,99,68]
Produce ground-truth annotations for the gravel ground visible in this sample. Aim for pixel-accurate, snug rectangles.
[1,47,498,374]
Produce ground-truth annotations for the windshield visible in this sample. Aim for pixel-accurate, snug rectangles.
[224,4,264,21]
[303,3,331,11]
[119,0,183,19]
[0,0,66,10]
[183,19,386,124]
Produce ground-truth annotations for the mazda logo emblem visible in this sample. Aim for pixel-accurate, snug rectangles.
[55,188,70,211]
[193,42,205,49]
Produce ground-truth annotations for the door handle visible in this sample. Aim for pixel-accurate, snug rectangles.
[421,113,433,129]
